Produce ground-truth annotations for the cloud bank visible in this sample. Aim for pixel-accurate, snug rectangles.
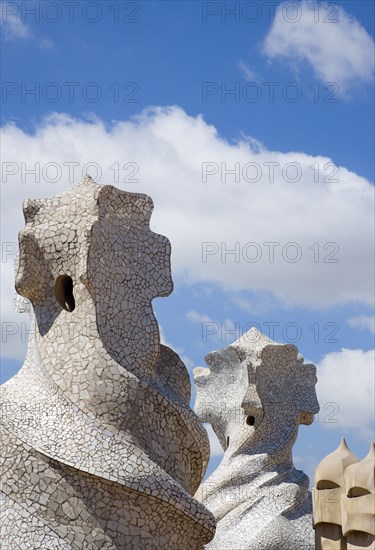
[263,0,375,93]
[316,348,375,439]
[1,107,373,334]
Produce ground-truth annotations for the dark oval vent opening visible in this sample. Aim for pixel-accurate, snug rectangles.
[55,275,75,312]
[348,487,371,498]
[246,415,255,426]
[316,480,340,490]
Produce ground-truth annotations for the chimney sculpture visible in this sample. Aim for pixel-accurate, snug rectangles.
[194,328,320,549]
[313,439,375,550]
[0,178,216,549]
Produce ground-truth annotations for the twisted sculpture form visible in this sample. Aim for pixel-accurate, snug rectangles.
[0,177,215,549]
[194,328,320,550]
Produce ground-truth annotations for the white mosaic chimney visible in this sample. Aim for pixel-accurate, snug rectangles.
[0,177,216,549]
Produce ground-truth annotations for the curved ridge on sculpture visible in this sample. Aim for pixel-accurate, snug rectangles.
[0,177,216,549]
[194,327,320,550]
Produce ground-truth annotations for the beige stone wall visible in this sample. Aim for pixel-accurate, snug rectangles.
[313,439,375,550]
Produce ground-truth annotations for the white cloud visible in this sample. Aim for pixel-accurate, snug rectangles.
[0,5,31,40]
[1,106,374,361]
[317,348,375,438]
[0,4,53,48]
[38,37,54,50]
[238,60,261,83]
[186,310,213,324]
[263,0,375,93]
[186,310,239,347]
[347,315,375,334]
[232,293,278,315]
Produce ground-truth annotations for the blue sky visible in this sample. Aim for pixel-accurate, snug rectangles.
[1,0,374,482]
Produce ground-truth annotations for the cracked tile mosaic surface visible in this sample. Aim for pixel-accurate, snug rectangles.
[194,328,320,550]
[0,177,216,549]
